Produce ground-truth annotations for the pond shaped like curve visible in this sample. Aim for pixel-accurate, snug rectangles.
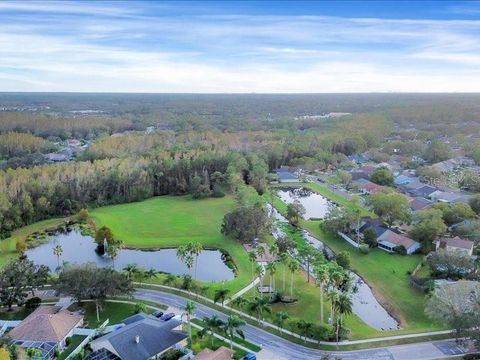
[25,230,235,282]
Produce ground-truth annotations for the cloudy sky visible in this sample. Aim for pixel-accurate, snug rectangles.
[1,0,480,93]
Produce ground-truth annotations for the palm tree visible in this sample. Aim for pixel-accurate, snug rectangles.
[327,290,339,325]
[231,296,248,310]
[224,315,246,351]
[248,251,257,281]
[199,315,224,347]
[187,241,203,281]
[123,264,139,280]
[214,288,230,307]
[254,264,263,293]
[176,244,188,269]
[107,244,118,268]
[315,263,330,324]
[144,268,158,282]
[256,245,265,260]
[53,244,63,269]
[336,293,353,343]
[279,253,289,291]
[269,242,278,258]
[266,262,277,296]
[273,311,289,333]
[296,320,313,344]
[287,258,300,297]
[164,273,177,287]
[183,301,196,345]
[247,296,271,324]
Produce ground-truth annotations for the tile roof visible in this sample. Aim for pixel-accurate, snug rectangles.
[9,306,82,343]
[378,230,418,249]
[194,347,234,360]
[438,237,474,251]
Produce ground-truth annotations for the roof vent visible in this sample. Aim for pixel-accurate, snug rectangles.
[135,335,140,344]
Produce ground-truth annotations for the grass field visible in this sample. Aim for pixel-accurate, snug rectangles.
[0,217,68,267]
[91,195,252,296]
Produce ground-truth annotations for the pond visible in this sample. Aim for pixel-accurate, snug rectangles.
[25,230,235,282]
[269,207,399,331]
[276,187,334,220]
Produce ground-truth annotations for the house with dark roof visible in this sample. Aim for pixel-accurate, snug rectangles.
[409,197,432,212]
[87,313,187,360]
[377,230,420,255]
[435,237,474,256]
[8,305,83,359]
[359,218,389,238]
[411,185,438,198]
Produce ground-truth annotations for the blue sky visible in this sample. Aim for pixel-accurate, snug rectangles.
[1,1,480,92]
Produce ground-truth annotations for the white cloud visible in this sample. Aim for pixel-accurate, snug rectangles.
[0,2,480,92]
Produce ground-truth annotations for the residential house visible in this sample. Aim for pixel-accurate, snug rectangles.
[394,175,415,186]
[87,313,187,360]
[435,237,474,256]
[45,153,68,162]
[411,185,438,199]
[431,156,475,174]
[353,179,385,194]
[194,346,234,360]
[377,230,421,255]
[429,190,462,204]
[359,218,389,238]
[409,197,432,212]
[348,154,368,165]
[8,305,83,359]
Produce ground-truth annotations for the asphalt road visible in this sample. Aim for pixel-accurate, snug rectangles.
[135,288,469,360]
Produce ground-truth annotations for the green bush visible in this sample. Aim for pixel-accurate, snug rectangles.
[359,244,370,254]
[25,296,41,310]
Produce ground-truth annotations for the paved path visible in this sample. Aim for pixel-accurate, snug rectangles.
[135,288,471,360]
[225,271,262,305]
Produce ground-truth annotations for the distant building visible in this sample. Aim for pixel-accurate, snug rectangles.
[353,179,385,194]
[409,197,432,211]
[87,313,187,360]
[436,237,474,256]
[274,166,299,183]
[45,153,68,162]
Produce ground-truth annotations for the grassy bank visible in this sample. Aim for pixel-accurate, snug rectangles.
[90,195,252,297]
[0,217,68,267]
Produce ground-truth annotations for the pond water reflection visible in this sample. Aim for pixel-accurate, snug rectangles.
[25,230,235,282]
[277,187,334,219]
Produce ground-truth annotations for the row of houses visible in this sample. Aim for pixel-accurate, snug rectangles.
[2,305,234,360]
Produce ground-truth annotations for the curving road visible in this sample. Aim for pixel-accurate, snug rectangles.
[135,288,470,360]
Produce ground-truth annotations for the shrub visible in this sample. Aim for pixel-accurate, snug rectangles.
[16,238,26,253]
[134,302,147,314]
[363,228,377,248]
[77,208,90,223]
[335,251,351,269]
[394,245,407,255]
[359,244,370,254]
[25,297,41,310]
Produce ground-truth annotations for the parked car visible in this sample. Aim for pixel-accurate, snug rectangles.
[153,310,164,318]
[160,313,176,321]
[243,354,256,360]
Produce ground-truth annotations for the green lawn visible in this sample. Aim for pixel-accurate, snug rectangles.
[0,217,68,267]
[91,195,252,297]
[58,335,86,360]
[0,306,34,320]
[81,301,148,327]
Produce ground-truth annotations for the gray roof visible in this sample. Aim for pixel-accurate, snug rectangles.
[276,171,298,180]
[89,314,186,360]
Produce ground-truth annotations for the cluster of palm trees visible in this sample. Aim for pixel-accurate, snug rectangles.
[314,261,353,343]
[121,263,158,283]
[182,300,246,352]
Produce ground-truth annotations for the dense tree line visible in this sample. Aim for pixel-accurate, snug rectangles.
[0,149,268,238]
[0,132,54,157]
